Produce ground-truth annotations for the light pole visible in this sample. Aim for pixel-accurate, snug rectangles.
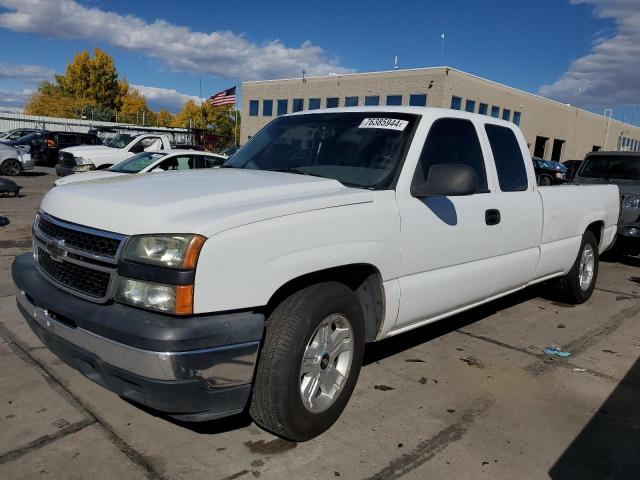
[440,33,445,66]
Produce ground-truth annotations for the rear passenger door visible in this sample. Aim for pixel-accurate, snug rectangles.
[483,124,542,292]
[395,117,503,329]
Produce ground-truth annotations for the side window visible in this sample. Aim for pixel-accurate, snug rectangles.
[59,133,78,146]
[203,155,225,168]
[413,118,488,193]
[485,124,528,192]
[152,155,195,171]
[130,137,161,153]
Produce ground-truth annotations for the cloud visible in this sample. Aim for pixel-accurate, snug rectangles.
[0,88,32,106]
[0,105,24,113]
[539,0,640,108]
[130,84,201,112]
[0,62,55,82]
[0,0,353,80]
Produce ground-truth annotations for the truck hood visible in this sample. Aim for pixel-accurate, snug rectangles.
[40,169,374,237]
[61,145,126,159]
[54,170,127,186]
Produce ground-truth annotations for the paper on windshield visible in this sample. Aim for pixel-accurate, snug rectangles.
[358,118,409,131]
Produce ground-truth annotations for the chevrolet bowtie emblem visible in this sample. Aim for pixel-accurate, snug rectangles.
[48,239,67,263]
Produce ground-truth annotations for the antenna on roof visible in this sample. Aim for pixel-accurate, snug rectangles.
[394,55,399,71]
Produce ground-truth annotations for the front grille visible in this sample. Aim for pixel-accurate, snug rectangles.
[37,248,111,299]
[58,152,76,168]
[38,216,121,258]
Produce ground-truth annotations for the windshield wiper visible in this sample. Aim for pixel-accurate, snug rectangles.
[267,168,326,178]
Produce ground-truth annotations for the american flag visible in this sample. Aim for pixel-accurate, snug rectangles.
[209,86,236,107]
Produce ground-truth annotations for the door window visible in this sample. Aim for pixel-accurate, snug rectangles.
[152,155,196,171]
[202,155,226,168]
[485,124,528,191]
[130,137,161,153]
[414,118,488,192]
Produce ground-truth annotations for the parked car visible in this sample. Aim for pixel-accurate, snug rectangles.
[0,128,45,142]
[174,143,209,152]
[2,131,101,166]
[58,133,172,173]
[532,157,565,185]
[55,150,228,185]
[12,107,618,441]
[562,159,582,180]
[0,142,33,176]
[574,151,640,253]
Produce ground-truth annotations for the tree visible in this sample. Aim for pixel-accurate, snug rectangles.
[25,48,125,119]
[156,109,174,127]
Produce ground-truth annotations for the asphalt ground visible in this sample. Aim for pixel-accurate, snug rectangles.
[1,166,639,479]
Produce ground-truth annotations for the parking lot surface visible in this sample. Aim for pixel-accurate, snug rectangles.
[1,167,639,479]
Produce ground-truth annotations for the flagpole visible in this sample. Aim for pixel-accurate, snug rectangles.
[234,83,238,147]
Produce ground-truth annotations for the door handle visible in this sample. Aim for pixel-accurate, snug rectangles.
[485,209,501,226]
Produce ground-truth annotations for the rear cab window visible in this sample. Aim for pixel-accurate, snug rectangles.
[484,124,528,191]
[412,118,488,194]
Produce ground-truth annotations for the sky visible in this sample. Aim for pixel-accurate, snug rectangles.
[0,0,638,124]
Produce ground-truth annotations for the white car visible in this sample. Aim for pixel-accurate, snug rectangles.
[54,150,227,186]
[57,133,173,175]
[0,143,33,176]
[13,107,619,441]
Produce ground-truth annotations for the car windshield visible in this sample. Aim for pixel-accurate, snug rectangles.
[14,132,41,144]
[579,155,640,180]
[104,134,137,149]
[109,152,167,173]
[226,112,418,189]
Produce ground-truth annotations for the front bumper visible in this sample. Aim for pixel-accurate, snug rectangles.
[55,163,95,177]
[12,253,264,421]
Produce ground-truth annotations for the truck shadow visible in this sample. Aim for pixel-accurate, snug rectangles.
[363,286,542,365]
[549,354,640,479]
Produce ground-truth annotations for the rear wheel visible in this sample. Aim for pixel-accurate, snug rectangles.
[538,175,552,186]
[0,159,21,176]
[250,282,365,441]
[551,231,599,304]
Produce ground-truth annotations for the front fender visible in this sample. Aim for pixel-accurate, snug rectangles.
[192,193,400,313]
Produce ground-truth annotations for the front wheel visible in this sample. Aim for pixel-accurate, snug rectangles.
[250,282,365,441]
[0,159,21,176]
[551,230,599,304]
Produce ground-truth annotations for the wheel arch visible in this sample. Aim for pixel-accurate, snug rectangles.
[584,220,604,249]
[264,263,385,343]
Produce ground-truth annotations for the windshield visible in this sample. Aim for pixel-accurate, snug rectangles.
[104,134,137,149]
[579,155,640,180]
[226,112,418,189]
[109,152,167,173]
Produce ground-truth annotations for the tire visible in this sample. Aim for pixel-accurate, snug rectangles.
[538,175,552,186]
[250,281,365,441]
[551,231,599,304]
[0,159,21,176]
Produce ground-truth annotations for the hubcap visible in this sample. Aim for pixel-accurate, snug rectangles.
[299,313,354,413]
[2,160,20,176]
[578,244,595,291]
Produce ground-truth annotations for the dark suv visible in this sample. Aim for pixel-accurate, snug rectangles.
[5,131,102,166]
[574,151,640,253]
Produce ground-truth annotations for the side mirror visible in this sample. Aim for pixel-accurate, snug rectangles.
[412,163,478,197]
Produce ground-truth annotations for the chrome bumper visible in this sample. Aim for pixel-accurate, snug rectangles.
[17,289,259,388]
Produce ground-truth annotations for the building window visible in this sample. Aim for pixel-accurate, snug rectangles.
[292,98,304,112]
[409,94,427,106]
[262,99,273,117]
[277,99,288,116]
[502,109,511,121]
[345,96,359,107]
[386,95,402,106]
[309,98,321,110]
[478,103,488,115]
[249,100,259,116]
[465,99,476,113]
[451,96,462,110]
[326,97,339,108]
[513,111,521,126]
[364,95,380,106]
[491,106,500,118]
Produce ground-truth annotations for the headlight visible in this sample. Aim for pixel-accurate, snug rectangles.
[623,195,640,210]
[74,156,93,166]
[124,234,205,268]
[115,278,193,314]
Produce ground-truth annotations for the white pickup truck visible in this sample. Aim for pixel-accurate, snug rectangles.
[56,133,172,175]
[13,107,619,441]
